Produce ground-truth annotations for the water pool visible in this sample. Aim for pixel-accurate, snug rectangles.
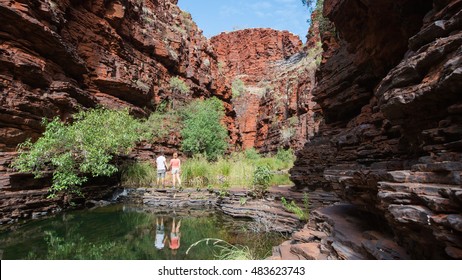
[0,204,285,260]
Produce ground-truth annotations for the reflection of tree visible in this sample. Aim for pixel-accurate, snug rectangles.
[26,230,117,260]
[2,207,284,260]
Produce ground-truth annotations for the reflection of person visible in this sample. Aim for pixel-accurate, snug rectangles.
[169,218,181,253]
[156,151,168,188]
[170,152,181,188]
[154,217,167,250]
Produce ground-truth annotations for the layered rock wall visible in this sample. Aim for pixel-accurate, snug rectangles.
[211,28,321,152]
[0,0,237,223]
[0,0,238,152]
[291,0,462,259]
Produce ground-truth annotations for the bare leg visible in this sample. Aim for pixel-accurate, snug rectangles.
[171,218,176,233]
[172,173,176,187]
[176,174,182,186]
[175,220,181,232]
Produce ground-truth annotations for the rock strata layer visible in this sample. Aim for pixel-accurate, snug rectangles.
[291,0,462,259]
[0,0,238,152]
[211,28,322,153]
[122,186,304,233]
[0,0,236,223]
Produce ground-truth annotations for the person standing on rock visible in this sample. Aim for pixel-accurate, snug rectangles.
[156,151,168,188]
[170,152,181,188]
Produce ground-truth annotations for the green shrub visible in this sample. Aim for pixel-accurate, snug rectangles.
[253,165,272,187]
[144,111,178,141]
[12,108,150,197]
[276,148,295,163]
[181,97,229,161]
[252,165,273,197]
[169,76,190,94]
[231,78,245,98]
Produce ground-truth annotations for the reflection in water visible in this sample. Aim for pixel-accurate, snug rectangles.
[154,217,167,250]
[0,204,285,260]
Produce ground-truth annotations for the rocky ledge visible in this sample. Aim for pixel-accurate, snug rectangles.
[270,204,411,260]
[124,185,305,233]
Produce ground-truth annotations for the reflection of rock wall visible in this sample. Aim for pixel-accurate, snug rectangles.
[211,28,321,152]
[291,0,462,259]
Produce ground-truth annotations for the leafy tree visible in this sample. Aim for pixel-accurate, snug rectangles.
[302,0,333,34]
[12,108,151,197]
[180,97,229,161]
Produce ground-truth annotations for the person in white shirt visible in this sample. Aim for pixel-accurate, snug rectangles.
[156,151,168,188]
[154,217,167,250]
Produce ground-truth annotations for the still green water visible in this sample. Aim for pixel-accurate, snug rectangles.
[0,204,285,260]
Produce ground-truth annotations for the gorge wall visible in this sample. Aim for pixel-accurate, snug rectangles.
[211,28,322,153]
[0,0,238,224]
[290,0,462,259]
[1,0,461,260]
[0,0,239,152]
[0,0,318,224]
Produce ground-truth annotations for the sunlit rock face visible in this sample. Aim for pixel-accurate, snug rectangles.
[291,0,462,259]
[0,0,240,152]
[0,0,240,223]
[211,28,322,153]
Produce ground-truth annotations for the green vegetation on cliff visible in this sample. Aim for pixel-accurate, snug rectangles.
[169,76,190,95]
[303,0,334,35]
[180,97,229,161]
[12,108,151,197]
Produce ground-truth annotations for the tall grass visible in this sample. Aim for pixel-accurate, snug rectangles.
[181,156,210,188]
[120,150,295,189]
[121,161,157,187]
[181,149,294,189]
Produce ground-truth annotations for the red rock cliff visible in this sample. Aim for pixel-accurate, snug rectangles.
[0,0,236,223]
[290,0,462,259]
[211,28,321,152]
[0,0,238,152]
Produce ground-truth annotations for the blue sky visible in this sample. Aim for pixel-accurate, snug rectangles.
[177,0,312,42]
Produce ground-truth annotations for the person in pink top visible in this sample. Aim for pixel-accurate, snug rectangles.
[169,152,181,188]
[169,217,181,254]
